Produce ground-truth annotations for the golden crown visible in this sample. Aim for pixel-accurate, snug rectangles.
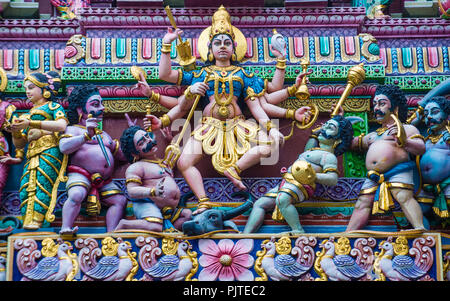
[210,5,235,40]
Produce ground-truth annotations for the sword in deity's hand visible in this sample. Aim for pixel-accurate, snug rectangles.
[88,114,111,167]
[164,5,197,71]
[331,63,366,117]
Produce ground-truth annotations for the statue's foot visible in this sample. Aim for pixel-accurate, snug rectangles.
[400,227,426,233]
[224,169,247,191]
[281,229,305,235]
[59,226,79,235]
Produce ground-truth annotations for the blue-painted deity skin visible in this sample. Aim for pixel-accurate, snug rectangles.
[318,119,340,141]
[424,101,448,131]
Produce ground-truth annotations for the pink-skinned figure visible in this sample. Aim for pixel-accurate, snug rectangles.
[114,117,192,232]
[0,68,24,203]
[58,84,127,235]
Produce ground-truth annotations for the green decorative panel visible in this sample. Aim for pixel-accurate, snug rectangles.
[385,75,450,91]
[60,64,385,83]
[343,112,368,178]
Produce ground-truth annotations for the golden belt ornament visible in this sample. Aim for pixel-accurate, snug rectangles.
[193,116,259,175]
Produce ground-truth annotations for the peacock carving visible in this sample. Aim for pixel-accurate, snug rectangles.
[15,238,78,281]
[314,236,376,281]
[137,236,198,281]
[75,236,138,281]
[374,236,435,281]
[255,236,317,281]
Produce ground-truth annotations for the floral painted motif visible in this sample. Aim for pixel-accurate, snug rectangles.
[198,239,254,281]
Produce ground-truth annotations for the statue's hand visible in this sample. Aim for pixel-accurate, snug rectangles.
[295,70,312,87]
[269,44,286,59]
[269,128,285,147]
[86,116,100,138]
[10,118,29,132]
[0,155,21,165]
[160,127,173,142]
[295,106,311,124]
[162,27,183,44]
[135,72,152,98]
[143,114,162,131]
[330,102,345,116]
[189,82,209,97]
[156,177,165,197]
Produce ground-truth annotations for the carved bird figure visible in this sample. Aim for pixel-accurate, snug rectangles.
[259,239,311,281]
[317,239,367,281]
[85,241,134,281]
[23,243,76,281]
[377,240,429,281]
[144,241,194,281]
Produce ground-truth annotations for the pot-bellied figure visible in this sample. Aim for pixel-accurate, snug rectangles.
[10,71,68,230]
[116,120,191,232]
[156,5,311,214]
[414,96,449,222]
[58,84,127,235]
[346,84,426,231]
[243,115,356,234]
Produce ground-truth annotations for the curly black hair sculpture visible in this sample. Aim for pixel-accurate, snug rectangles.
[374,84,408,122]
[331,115,354,157]
[66,84,99,125]
[423,96,450,117]
[120,125,143,163]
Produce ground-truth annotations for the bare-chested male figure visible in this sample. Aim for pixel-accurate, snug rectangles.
[243,115,355,233]
[346,84,426,231]
[59,85,127,234]
[115,121,191,232]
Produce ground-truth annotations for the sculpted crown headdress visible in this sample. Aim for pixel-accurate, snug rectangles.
[210,5,234,40]
[198,5,246,62]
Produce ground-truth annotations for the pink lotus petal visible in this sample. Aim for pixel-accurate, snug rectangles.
[198,261,222,281]
[230,239,254,257]
[231,260,254,280]
[232,253,255,269]
[217,239,235,255]
[198,239,220,256]
[235,268,255,281]
[218,266,235,281]
[199,253,220,268]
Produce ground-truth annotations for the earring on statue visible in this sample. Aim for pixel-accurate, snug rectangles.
[231,53,237,61]
[208,52,214,61]
[43,90,51,99]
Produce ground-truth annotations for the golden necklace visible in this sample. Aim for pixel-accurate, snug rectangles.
[426,133,443,144]
[376,126,388,136]
[206,65,241,118]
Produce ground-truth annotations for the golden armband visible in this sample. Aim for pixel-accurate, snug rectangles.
[161,43,172,54]
[183,86,195,100]
[275,58,287,70]
[287,84,297,97]
[264,120,277,132]
[15,149,24,159]
[29,120,42,129]
[150,91,160,103]
[358,133,365,152]
[285,109,295,120]
[160,114,171,128]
